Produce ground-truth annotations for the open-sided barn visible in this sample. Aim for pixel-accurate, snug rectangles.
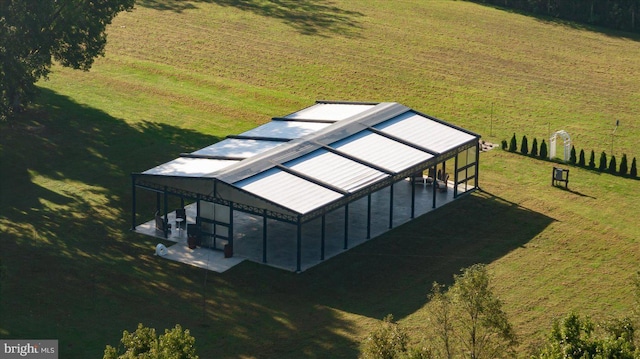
[132,101,480,271]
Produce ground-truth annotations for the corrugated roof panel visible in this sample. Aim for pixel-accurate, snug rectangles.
[240,121,330,139]
[235,168,343,214]
[286,103,375,121]
[143,158,238,177]
[192,138,283,158]
[330,130,434,173]
[375,111,477,153]
[137,102,480,220]
[285,149,388,193]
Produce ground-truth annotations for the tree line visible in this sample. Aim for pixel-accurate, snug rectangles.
[465,0,640,34]
[503,133,639,179]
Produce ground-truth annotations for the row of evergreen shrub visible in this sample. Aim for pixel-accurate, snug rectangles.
[501,134,638,178]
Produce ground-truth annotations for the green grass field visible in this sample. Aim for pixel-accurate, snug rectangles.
[1,0,640,357]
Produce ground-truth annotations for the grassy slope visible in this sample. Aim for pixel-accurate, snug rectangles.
[1,0,639,357]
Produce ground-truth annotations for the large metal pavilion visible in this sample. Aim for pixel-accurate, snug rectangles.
[131,101,481,271]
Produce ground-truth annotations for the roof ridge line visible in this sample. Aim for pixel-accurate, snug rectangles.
[214,102,409,184]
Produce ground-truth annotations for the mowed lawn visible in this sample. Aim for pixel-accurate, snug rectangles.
[1,0,639,358]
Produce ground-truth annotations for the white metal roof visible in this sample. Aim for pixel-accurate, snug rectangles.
[285,102,376,121]
[375,111,477,154]
[235,168,343,214]
[240,120,330,139]
[192,138,282,159]
[143,157,239,177]
[330,130,434,173]
[284,149,389,193]
[136,101,479,218]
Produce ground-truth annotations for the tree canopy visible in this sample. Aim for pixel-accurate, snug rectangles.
[103,323,199,359]
[0,0,134,120]
[537,314,639,358]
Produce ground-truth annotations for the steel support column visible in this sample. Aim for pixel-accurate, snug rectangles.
[432,166,437,209]
[262,210,267,263]
[475,142,480,188]
[321,215,326,260]
[366,194,371,239]
[196,195,201,223]
[229,201,234,255]
[454,153,459,198]
[296,218,302,272]
[411,177,416,218]
[389,183,394,229]
[344,204,349,250]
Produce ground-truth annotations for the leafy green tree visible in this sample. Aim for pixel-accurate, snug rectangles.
[599,151,608,172]
[569,145,577,164]
[428,283,455,359]
[520,135,529,155]
[540,140,548,159]
[620,154,629,176]
[360,315,409,359]
[509,134,517,152]
[0,0,134,120]
[537,313,638,359]
[589,150,596,169]
[367,265,519,358]
[451,264,517,359]
[103,323,198,359]
[501,140,508,151]
[609,155,618,174]
[631,157,638,178]
[538,313,596,359]
[538,274,640,359]
[531,138,539,157]
[578,149,586,167]
[427,264,517,359]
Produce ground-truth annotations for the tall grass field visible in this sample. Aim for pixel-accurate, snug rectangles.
[1,0,639,357]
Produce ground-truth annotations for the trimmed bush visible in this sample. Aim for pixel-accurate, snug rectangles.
[619,154,628,176]
[520,135,529,155]
[569,145,576,164]
[539,140,548,159]
[631,157,637,178]
[501,139,508,150]
[588,150,596,169]
[531,138,538,157]
[608,155,617,174]
[578,149,585,167]
[599,151,608,172]
[509,133,517,152]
